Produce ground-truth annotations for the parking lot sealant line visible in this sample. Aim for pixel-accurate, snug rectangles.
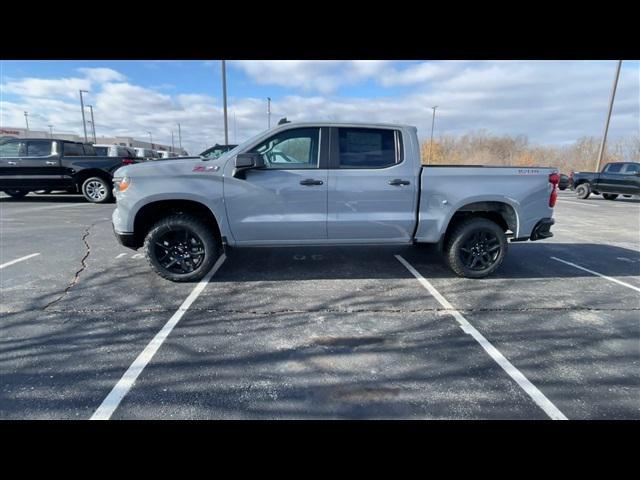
[550,256,640,293]
[90,253,227,421]
[394,254,568,421]
[42,220,106,310]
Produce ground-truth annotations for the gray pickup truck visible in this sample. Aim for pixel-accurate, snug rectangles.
[112,122,559,281]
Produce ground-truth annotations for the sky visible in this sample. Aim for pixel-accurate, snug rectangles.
[1,60,638,156]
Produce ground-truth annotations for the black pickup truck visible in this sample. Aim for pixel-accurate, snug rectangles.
[0,138,139,203]
[571,162,640,200]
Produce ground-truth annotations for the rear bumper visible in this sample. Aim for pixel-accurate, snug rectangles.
[529,217,555,241]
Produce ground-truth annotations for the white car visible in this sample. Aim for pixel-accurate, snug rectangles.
[94,144,137,158]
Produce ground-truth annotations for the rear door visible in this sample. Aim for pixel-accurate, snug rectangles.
[17,140,66,189]
[595,163,625,193]
[224,126,328,243]
[327,127,418,242]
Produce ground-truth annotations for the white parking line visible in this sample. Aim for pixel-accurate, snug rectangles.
[557,200,600,207]
[394,255,568,420]
[131,253,143,259]
[115,253,127,259]
[90,253,227,420]
[4,203,96,214]
[550,256,640,293]
[0,253,41,270]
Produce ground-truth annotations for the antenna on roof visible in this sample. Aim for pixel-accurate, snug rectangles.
[278,117,290,125]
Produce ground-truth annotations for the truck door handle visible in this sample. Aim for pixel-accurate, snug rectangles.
[8,161,17,165]
[388,179,410,186]
[300,179,324,186]
[45,161,56,165]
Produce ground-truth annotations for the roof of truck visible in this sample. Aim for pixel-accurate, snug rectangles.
[270,121,415,130]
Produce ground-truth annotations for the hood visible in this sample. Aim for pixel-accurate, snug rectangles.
[114,155,230,178]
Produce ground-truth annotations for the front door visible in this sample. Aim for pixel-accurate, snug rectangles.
[17,140,65,189]
[0,140,24,189]
[224,127,328,244]
[327,127,418,242]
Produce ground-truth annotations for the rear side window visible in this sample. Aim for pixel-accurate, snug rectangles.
[338,128,398,168]
[623,163,639,174]
[0,141,24,157]
[26,140,53,157]
[83,144,96,156]
[63,142,83,156]
[605,163,623,173]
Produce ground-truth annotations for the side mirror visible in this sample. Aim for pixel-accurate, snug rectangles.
[233,152,264,178]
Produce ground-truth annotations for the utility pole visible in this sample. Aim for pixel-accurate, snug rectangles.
[79,90,89,142]
[177,123,182,151]
[48,125,53,137]
[87,105,97,143]
[147,131,153,148]
[234,111,237,143]
[427,105,438,165]
[267,97,271,129]
[221,60,229,145]
[24,111,29,132]
[171,131,175,153]
[595,60,623,172]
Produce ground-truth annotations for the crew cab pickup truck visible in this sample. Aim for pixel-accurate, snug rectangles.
[112,122,559,281]
[0,138,138,203]
[571,162,640,200]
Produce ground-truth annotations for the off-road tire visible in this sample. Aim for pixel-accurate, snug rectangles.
[144,214,220,282]
[445,217,508,279]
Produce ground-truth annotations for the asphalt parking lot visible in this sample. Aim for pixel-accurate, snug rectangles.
[1,190,639,419]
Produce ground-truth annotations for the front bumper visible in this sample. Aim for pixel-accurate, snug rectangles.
[530,217,555,241]
[113,224,139,249]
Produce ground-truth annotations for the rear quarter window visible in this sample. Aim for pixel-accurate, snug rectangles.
[623,163,639,174]
[63,142,84,156]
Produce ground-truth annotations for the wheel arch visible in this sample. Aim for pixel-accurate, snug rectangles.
[132,199,222,249]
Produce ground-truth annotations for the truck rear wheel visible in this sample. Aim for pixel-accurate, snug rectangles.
[602,194,618,200]
[144,214,220,282]
[445,217,507,279]
[575,183,591,199]
[82,177,113,203]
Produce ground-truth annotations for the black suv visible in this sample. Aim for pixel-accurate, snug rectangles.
[0,138,139,203]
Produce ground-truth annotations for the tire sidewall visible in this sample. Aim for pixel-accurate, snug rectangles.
[576,184,590,199]
[144,215,219,282]
[446,219,508,279]
[82,177,113,203]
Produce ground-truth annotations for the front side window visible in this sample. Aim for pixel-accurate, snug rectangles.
[605,163,623,173]
[251,128,319,169]
[623,163,639,174]
[338,128,397,168]
[26,140,53,157]
[0,141,24,157]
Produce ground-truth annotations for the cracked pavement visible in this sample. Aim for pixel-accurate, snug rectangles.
[1,191,639,419]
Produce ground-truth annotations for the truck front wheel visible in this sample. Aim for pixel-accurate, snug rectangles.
[144,214,220,282]
[575,183,591,199]
[445,217,507,279]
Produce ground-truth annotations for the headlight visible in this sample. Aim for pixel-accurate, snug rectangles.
[114,176,131,192]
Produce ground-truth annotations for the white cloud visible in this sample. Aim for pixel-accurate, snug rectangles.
[77,67,126,83]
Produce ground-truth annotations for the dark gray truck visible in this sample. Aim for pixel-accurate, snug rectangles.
[571,162,640,200]
[0,138,139,203]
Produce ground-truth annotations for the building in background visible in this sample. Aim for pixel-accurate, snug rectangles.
[0,127,189,155]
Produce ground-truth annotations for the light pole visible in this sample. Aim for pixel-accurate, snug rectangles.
[233,111,237,143]
[171,131,175,153]
[177,123,182,151]
[427,105,438,165]
[595,60,623,172]
[24,111,29,132]
[147,131,153,148]
[79,90,89,142]
[87,105,97,143]
[267,97,271,129]
[221,60,229,145]
[48,125,53,137]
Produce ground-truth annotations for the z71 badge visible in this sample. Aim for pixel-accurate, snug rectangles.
[192,165,219,172]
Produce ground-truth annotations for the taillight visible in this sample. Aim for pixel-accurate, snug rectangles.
[549,173,559,207]
[122,157,135,165]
